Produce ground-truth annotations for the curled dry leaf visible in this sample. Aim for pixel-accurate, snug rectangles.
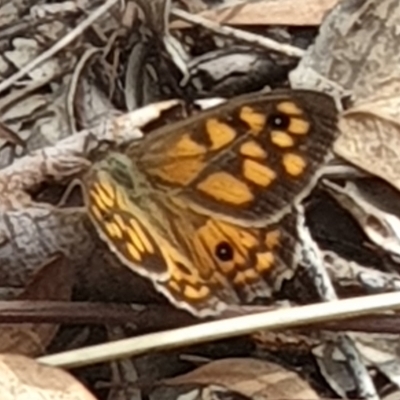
[171,0,339,29]
[158,358,319,400]
[0,353,97,400]
[337,98,400,193]
[323,179,400,257]
[0,254,73,356]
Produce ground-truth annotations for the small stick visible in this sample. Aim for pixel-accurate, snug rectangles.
[171,8,304,58]
[37,291,400,369]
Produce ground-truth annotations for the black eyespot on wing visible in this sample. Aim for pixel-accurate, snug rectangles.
[215,241,234,262]
[267,112,290,130]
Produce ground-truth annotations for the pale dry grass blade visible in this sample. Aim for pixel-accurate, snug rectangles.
[38,291,400,369]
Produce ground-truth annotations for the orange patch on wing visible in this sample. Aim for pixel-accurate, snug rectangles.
[167,280,181,294]
[95,178,115,207]
[195,219,258,279]
[125,226,145,253]
[205,118,236,150]
[197,172,254,204]
[184,284,210,301]
[239,106,266,134]
[126,242,142,262]
[196,221,243,274]
[216,221,258,251]
[282,153,307,176]
[265,230,281,249]
[271,131,294,148]
[239,141,267,159]
[130,219,154,254]
[90,191,107,212]
[90,204,102,221]
[244,268,259,280]
[255,252,274,273]
[276,101,303,116]
[233,272,246,286]
[234,268,259,285]
[166,251,201,285]
[104,221,123,239]
[167,257,214,301]
[288,118,310,135]
[168,133,207,156]
[242,159,276,187]
[150,159,205,185]
[113,214,127,232]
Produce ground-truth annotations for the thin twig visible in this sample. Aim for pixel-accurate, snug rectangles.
[37,291,400,369]
[1,300,400,334]
[66,47,103,133]
[171,8,304,58]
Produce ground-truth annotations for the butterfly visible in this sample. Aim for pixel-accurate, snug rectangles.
[82,90,338,317]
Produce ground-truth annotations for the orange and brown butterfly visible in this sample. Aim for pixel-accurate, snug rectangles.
[82,90,338,317]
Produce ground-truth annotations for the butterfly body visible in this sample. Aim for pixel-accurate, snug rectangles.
[83,90,338,317]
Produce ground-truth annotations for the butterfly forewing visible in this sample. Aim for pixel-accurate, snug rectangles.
[129,90,338,226]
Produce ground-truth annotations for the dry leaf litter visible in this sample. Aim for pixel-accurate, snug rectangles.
[1,0,400,399]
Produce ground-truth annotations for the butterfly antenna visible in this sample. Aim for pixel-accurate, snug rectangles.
[57,178,84,208]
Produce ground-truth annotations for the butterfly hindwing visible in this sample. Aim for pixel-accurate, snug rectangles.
[84,160,169,279]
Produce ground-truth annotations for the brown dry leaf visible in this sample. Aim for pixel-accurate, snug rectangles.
[0,353,97,400]
[160,358,319,400]
[291,0,400,193]
[290,0,400,97]
[0,207,93,291]
[0,254,73,356]
[170,0,339,29]
[337,94,400,193]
